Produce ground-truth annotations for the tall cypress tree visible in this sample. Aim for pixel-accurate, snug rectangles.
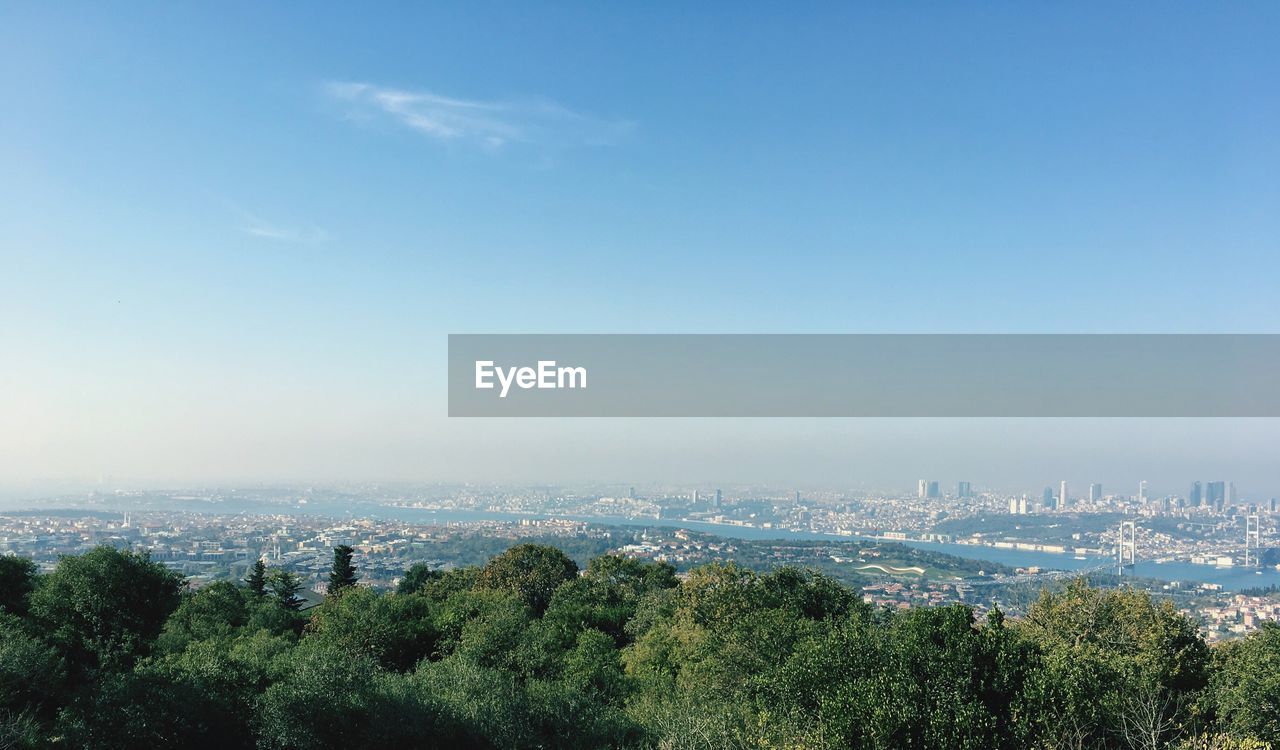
[327,544,359,595]
[244,558,267,596]
[270,570,304,611]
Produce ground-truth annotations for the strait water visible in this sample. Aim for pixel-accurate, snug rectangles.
[15,498,1279,592]
[369,507,1280,592]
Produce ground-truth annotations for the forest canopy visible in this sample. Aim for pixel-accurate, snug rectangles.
[0,543,1276,750]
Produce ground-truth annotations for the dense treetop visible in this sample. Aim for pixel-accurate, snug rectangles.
[0,543,1276,749]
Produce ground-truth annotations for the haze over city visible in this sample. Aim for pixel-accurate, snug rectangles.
[7,6,1280,750]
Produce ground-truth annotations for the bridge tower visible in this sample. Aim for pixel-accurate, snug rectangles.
[1117,520,1137,574]
[1245,514,1261,567]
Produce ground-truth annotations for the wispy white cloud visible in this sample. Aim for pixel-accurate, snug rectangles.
[236,210,330,245]
[324,81,633,150]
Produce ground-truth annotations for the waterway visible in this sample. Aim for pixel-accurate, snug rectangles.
[20,499,1280,592]
[368,507,1280,592]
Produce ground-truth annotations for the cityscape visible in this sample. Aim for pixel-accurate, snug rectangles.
[6,3,1279,747]
[5,476,1277,643]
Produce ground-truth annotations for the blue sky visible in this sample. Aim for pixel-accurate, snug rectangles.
[2,3,1279,492]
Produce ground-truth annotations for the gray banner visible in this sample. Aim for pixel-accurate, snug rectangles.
[447,334,1280,417]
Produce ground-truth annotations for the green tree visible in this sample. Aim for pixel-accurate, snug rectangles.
[244,559,267,597]
[327,544,358,596]
[543,555,679,647]
[0,557,37,616]
[0,613,66,724]
[1209,622,1280,744]
[257,643,468,750]
[269,570,304,611]
[410,656,528,749]
[9,542,1271,749]
[582,554,678,597]
[760,565,863,621]
[155,581,250,653]
[29,546,183,672]
[304,587,438,671]
[436,589,533,672]
[1020,579,1210,750]
[57,660,241,749]
[561,628,627,703]
[757,605,1038,750]
[397,563,441,595]
[62,630,293,750]
[623,562,865,711]
[244,594,308,636]
[476,544,578,615]
[412,655,636,750]
[415,566,480,602]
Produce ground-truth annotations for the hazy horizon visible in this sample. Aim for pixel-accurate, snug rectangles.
[2,416,1279,503]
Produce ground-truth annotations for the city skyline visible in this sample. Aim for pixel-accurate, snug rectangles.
[5,473,1277,510]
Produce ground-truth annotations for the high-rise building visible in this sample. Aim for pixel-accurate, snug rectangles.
[957,481,972,499]
[1190,481,1202,507]
[927,481,940,499]
[1059,480,1068,510]
[1207,481,1226,511]
[1043,486,1054,509]
[628,486,636,500]
[692,490,699,504]
[1089,483,1102,503]
[918,480,928,499]
[1227,482,1238,508]
[1009,497,1019,514]
[713,489,722,508]
[1138,480,1148,504]
[1018,496,1028,514]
